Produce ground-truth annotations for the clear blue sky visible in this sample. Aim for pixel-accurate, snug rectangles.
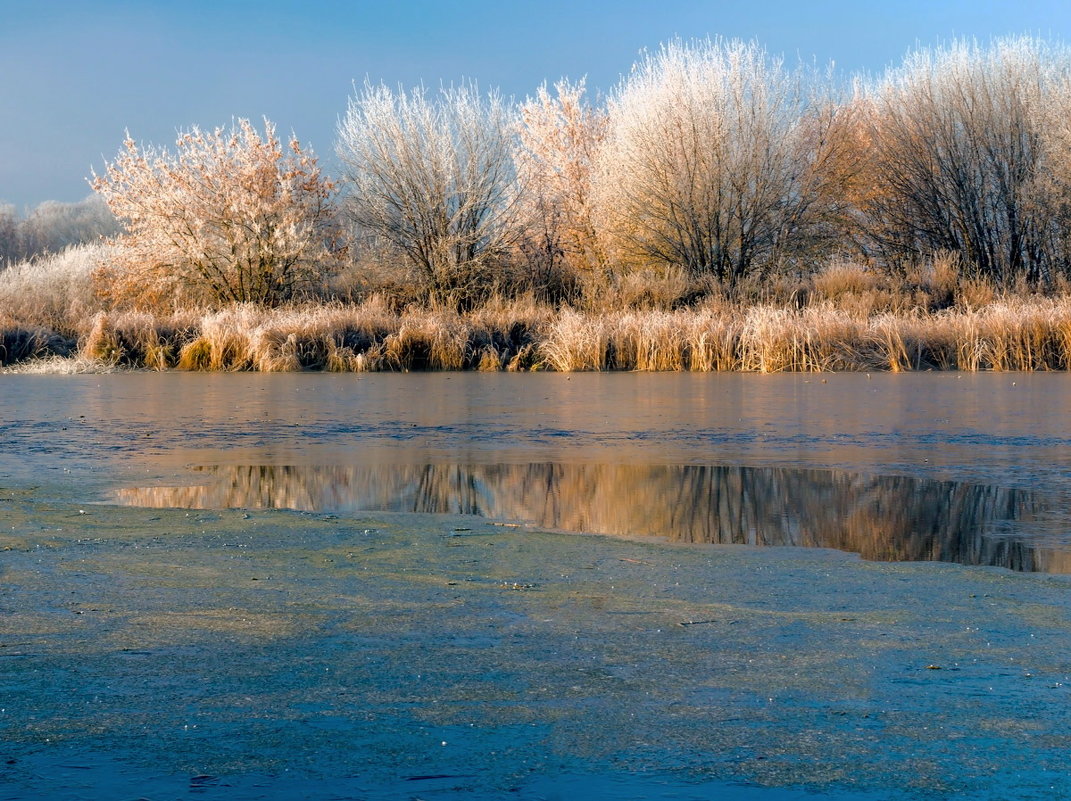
[2,0,1070,209]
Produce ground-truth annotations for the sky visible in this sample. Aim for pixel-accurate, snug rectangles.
[2,0,1071,209]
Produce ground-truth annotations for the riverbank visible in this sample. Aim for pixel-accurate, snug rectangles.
[6,293,1071,373]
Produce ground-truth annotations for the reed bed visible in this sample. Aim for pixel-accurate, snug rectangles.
[5,296,1071,373]
[7,245,1071,372]
[40,298,550,373]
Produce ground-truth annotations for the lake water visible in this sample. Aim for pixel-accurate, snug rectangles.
[6,372,1071,570]
[4,372,1071,799]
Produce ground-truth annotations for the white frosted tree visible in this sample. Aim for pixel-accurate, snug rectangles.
[0,204,16,267]
[19,196,119,257]
[514,79,608,278]
[336,82,518,301]
[595,38,839,283]
[863,37,1070,282]
[1035,75,1071,275]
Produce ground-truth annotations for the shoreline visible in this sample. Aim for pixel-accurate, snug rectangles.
[6,296,1071,374]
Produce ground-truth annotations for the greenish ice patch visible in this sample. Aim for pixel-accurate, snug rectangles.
[2,497,1070,799]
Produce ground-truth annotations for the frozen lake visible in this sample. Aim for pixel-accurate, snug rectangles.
[3,373,1071,798]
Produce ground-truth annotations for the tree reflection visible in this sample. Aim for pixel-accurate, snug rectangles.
[117,463,1065,572]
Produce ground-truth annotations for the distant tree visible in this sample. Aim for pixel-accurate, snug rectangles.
[862,37,1069,282]
[0,204,16,267]
[595,38,841,284]
[92,118,341,308]
[336,82,518,302]
[17,196,119,258]
[514,79,608,279]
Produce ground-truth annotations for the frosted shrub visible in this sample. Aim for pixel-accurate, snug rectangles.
[863,37,1070,282]
[596,38,843,283]
[92,118,342,309]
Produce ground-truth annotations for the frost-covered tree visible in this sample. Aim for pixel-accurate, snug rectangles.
[1034,76,1071,276]
[92,118,341,308]
[0,197,119,267]
[596,38,839,283]
[863,37,1070,282]
[19,196,119,258]
[0,204,17,267]
[336,83,518,300]
[515,79,608,278]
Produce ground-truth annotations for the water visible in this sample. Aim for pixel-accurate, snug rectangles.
[6,371,1071,483]
[117,462,1067,572]
[3,372,1071,799]
[5,371,1071,569]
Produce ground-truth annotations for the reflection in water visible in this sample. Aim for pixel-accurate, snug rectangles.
[116,463,1071,573]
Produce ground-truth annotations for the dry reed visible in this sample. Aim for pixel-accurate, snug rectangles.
[10,252,1071,372]
[11,297,1064,373]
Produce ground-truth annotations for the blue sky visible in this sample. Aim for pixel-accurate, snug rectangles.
[2,0,1070,208]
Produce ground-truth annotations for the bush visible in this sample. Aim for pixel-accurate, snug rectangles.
[595,38,844,284]
[92,118,342,309]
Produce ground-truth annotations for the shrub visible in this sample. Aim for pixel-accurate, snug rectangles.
[861,37,1070,283]
[92,118,342,309]
[596,38,844,284]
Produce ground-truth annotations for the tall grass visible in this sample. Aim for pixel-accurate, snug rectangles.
[0,242,104,331]
[0,242,107,365]
[7,249,1071,372]
[11,296,1071,373]
[538,298,1071,372]
[61,298,551,373]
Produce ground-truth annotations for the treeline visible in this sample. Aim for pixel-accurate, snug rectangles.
[0,196,117,267]
[80,36,1071,309]
[9,36,1071,307]
[10,36,1071,372]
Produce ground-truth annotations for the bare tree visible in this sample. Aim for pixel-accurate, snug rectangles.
[595,38,839,284]
[1025,71,1071,279]
[862,37,1070,283]
[92,118,341,308]
[514,79,608,280]
[336,82,518,302]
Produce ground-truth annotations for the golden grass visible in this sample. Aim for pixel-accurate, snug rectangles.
[0,243,104,334]
[536,298,1071,372]
[0,295,1053,373]
[9,249,1071,372]
[2,294,1059,373]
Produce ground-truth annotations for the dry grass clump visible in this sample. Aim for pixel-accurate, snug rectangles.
[0,242,105,333]
[584,267,708,312]
[737,305,864,372]
[808,261,916,317]
[611,312,688,370]
[69,296,552,373]
[811,261,879,298]
[81,310,198,368]
[540,311,610,371]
